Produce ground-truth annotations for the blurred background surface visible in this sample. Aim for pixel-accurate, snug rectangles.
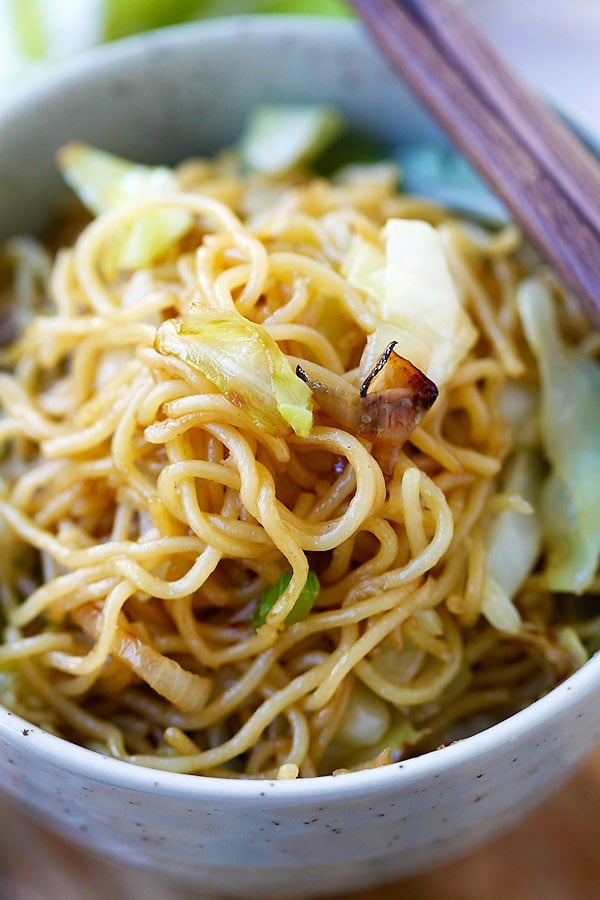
[0,1,599,898]
[1,0,599,135]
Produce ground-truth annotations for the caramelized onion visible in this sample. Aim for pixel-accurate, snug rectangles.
[296,341,438,446]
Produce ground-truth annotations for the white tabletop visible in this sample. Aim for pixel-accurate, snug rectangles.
[472,0,599,135]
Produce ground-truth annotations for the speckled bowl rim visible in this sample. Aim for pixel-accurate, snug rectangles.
[0,15,599,804]
[1,655,597,801]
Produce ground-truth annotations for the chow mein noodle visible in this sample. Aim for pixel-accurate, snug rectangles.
[0,121,598,778]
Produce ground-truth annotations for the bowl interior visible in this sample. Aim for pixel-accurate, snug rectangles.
[0,16,445,245]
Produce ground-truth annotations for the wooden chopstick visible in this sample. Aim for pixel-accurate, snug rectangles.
[349,0,600,325]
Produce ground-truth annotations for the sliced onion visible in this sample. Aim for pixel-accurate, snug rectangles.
[74,603,212,714]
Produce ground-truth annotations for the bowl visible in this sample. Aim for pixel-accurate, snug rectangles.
[0,15,599,899]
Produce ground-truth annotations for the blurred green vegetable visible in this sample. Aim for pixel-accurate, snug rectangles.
[9,0,48,60]
[57,142,182,212]
[57,142,193,272]
[518,279,600,594]
[103,0,349,42]
[252,569,320,631]
[482,450,545,634]
[2,1,350,96]
[323,705,427,773]
[241,105,345,176]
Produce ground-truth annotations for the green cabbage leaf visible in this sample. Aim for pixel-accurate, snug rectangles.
[57,142,192,271]
[481,450,545,633]
[240,104,345,176]
[343,219,477,386]
[155,309,313,437]
[518,279,600,593]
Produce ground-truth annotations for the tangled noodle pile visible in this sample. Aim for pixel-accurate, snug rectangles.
[0,126,598,778]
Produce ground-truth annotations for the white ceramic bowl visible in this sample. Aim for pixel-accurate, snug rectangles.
[0,16,598,899]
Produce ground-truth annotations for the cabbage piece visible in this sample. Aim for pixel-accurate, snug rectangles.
[56,142,192,270]
[240,105,345,176]
[383,220,478,385]
[518,280,600,593]
[343,220,477,385]
[498,380,540,450]
[328,708,427,772]
[481,574,522,634]
[155,309,313,437]
[556,627,589,669]
[411,608,444,636]
[482,450,545,633]
[334,680,391,748]
[370,637,424,686]
[345,242,427,370]
[343,235,385,302]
